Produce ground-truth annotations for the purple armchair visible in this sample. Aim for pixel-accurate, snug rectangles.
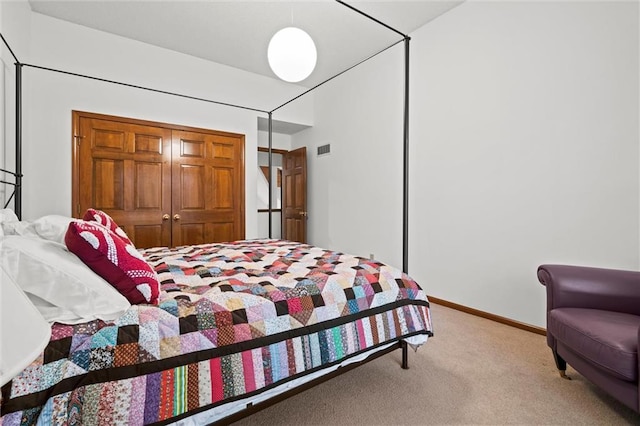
[538,264,640,412]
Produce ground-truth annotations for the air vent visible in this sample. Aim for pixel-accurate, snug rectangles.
[317,144,331,156]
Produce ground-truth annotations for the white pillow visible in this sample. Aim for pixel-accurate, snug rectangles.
[1,220,35,237]
[0,214,75,244]
[0,208,18,223]
[0,209,21,236]
[0,236,131,324]
[29,215,75,244]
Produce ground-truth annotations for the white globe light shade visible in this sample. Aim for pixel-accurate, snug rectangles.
[268,27,317,83]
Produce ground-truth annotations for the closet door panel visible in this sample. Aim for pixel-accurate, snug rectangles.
[179,165,205,210]
[132,225,165,249]
[92,158,125,210]
[135,162,163,209]
[134,134,163,154]
[93,128,126,151]
[179,224,206,247]
[75,114,172,248]
[172,130,244,246]
[211,168,233,209]
[210,223,234,243]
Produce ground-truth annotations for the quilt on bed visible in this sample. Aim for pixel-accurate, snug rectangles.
[0,239,432,425]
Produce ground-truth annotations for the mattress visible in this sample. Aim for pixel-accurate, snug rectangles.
[0,239,433,425]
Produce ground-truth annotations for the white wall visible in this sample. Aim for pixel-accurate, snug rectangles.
[293,44,404,267]
[257,130,292,151]
[18,12,313,241]
[257,211,282,240]
[295,1,639,328]
[409,1,639,327]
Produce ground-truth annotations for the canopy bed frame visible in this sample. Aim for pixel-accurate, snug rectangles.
[1,1,412,273]
[0,2,427,425]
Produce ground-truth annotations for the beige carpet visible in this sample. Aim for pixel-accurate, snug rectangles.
[233,303,640,425]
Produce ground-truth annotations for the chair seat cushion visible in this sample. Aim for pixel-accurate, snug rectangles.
[549,308,640,381]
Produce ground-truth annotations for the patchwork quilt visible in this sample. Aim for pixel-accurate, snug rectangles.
[0,240,433,425]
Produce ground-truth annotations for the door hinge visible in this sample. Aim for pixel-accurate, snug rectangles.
[73,135,85,144]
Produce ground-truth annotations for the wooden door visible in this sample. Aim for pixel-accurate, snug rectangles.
[171,130,245,246]
[75,114,172,248]
[282,147,307,243]
[73,111,245,248]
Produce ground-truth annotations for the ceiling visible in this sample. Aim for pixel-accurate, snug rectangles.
[28,0,463,88]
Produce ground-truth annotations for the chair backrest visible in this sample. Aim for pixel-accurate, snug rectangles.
[538,264,640,316]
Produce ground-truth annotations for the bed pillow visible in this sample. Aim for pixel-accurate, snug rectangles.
[0,214,76,244]
[0,235,131,324]
[0,208,18,223]
[83,208,132,245]
[29,215,76,244]
[65,220,159,305]
[1,220,34,237]
[0,208,28,236]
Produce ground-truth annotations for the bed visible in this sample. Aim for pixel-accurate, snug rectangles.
[0,212,432,425]
[1,3,424,422]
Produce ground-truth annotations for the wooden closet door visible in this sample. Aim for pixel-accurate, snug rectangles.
[76,116,172,248]
[171,130,245,246]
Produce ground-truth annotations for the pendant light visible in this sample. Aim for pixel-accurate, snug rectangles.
[268,27,317,83]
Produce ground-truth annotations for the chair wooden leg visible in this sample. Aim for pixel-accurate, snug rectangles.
[552,350,571,380]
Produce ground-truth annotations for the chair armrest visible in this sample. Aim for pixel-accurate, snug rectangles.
[538,264,640,315]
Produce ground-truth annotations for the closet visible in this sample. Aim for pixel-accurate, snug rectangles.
[72,111,245,248]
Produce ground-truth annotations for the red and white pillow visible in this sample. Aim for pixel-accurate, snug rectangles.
[83,208,133,245]
[65,215,159,305]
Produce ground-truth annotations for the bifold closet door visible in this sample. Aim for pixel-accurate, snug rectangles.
[75,116,173,248]
[74,111,246,248]
[171,130,245,247]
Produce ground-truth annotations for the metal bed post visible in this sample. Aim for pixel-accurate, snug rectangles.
[1,33,23,218]
[402,36,410,274]
[401,340,409,369]
[15,63,22,220]
[334,1,412,274]
[332,1,413,369]
[268,111,273,239]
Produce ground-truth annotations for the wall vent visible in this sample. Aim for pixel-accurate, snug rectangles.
[317,144,331,156]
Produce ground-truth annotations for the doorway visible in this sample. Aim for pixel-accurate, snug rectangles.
[257,146,307,243]
[257,147,285,239]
